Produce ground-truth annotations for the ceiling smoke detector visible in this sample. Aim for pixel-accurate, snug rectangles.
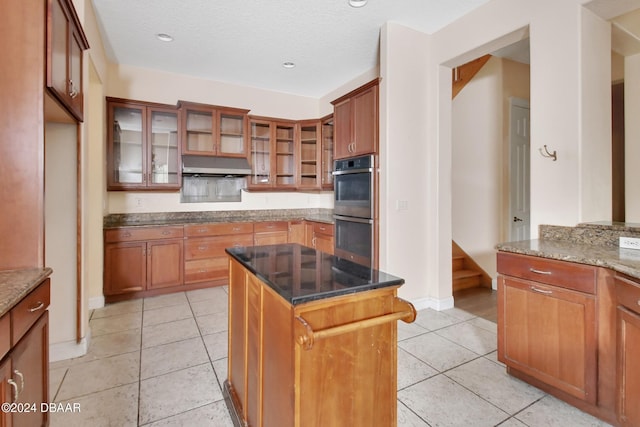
[282,62,296,69]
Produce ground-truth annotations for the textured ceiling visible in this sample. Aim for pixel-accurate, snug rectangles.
[91,0,490,98]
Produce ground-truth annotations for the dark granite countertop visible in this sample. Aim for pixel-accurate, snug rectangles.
[497,222,640,280]
[0,268,53,317]
[226,244,404,305]
[104,209,334,229]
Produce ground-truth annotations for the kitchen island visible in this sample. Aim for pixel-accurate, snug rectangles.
[223,244,415,427]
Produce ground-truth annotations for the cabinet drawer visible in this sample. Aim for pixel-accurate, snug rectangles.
[184,222,253,237]
[11,279,50,346]
[185,235,254,260]
[0,314,9,360]
[185,258,229,283]
[312,222,333,236]
[254,221,288,233]
[615,274,640,314]
[497,252,596,294]
[105,226,184,243]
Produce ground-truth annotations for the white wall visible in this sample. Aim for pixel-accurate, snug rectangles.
[45,123,79,356]
[381,0,613,308]
[451,57,503,279]
[626,53,640,221]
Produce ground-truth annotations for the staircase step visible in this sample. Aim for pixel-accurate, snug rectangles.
[453,269,482,291]
[452,256,465,271]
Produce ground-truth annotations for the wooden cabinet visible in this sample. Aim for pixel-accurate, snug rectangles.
[46,0,89,122]
[184,222,254,286]
[0,279,50,427]
[615,274,640,427]
[248,118,298,190]
[321,115,334,189]
[497,252,597,404]
[298,121,322,190]
[104,226,184,300]
[304,221,334,254]
[107,98,181,191]
[254,222,289,245]
[178,101,249,157]
[225,255,413,427]
[331,79,379,160]
[288,221,306,245]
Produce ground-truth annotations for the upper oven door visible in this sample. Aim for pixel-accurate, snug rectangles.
[333,169,373,218]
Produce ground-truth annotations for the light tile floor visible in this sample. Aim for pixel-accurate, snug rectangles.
[49,287,613,426]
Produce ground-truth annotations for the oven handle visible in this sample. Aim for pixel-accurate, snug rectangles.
[332,167,374,175]
[333,215,374,224]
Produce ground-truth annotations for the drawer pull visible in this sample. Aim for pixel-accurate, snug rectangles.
[232,227,241,231]
[162,230,171,235]
[198,246,208,251]
[530,286,553,295]
[529,268,552,275]
[28,302,45,312]
[122,232,132,238]
[197,229,207,233]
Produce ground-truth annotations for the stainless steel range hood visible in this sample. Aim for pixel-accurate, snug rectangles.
[182,155,252,176]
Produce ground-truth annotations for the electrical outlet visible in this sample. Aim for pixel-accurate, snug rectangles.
[396,200,409,211]
[619,236,640,250]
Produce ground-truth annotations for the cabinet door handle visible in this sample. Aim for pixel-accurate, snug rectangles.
[13,370,24,394]
[529,268,551,275]
[7,378,19,401]
[312,237,317,247]
[530,286,553,295]
[28,301,44,312]
[69,79,78,98]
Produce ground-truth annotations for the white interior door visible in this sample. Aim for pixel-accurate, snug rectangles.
[509,99,530,241]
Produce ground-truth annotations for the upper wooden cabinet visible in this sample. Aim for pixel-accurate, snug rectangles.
[46,0,89,122]
[248,117,298,190]
[331,79,379,160]
[107,98,181,191]
[298,120,322,190]
[321,115,334,190]
[178,101,249,158]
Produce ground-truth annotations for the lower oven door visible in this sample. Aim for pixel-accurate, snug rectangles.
[333,215,373,267]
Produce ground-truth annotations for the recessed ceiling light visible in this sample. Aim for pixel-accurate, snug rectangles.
[348,0,367,7]
[282,62,296,69]
[156,33,174,42]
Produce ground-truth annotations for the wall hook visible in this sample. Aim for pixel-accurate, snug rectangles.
[539,145,557,161]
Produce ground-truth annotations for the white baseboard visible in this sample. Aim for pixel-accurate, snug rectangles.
[409,295,455,312]
[88,296,105,310]
[49,332,91,362]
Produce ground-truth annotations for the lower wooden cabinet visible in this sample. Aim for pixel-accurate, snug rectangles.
[498,253,598,403]
[615,274,640,427]
[254,221,288,245]
[0,278,50,427]
[104,226,184,300]
[307,221,333,254]
[184,222,254,286]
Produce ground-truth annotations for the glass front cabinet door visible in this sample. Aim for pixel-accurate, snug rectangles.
[179,101,248,157]
[107,98,181,190]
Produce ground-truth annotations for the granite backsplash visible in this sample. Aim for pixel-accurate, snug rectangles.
[539,221,640,247]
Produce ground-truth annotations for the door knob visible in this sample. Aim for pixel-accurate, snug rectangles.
[513,216,523,222]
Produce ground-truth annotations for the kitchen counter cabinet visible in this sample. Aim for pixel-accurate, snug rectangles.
[254,221,289,245]
[614,273,640,426]
[498,253,597,403]
[224,244,415,427]
[0,275,51,427]
[104,226,184,302]
[184,222,254,286]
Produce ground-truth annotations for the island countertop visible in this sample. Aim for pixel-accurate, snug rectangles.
[226,243,405,305]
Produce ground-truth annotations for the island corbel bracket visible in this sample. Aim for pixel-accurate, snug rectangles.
[294,297,416,351]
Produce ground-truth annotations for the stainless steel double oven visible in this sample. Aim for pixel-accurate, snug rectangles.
[333,155,375,267]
